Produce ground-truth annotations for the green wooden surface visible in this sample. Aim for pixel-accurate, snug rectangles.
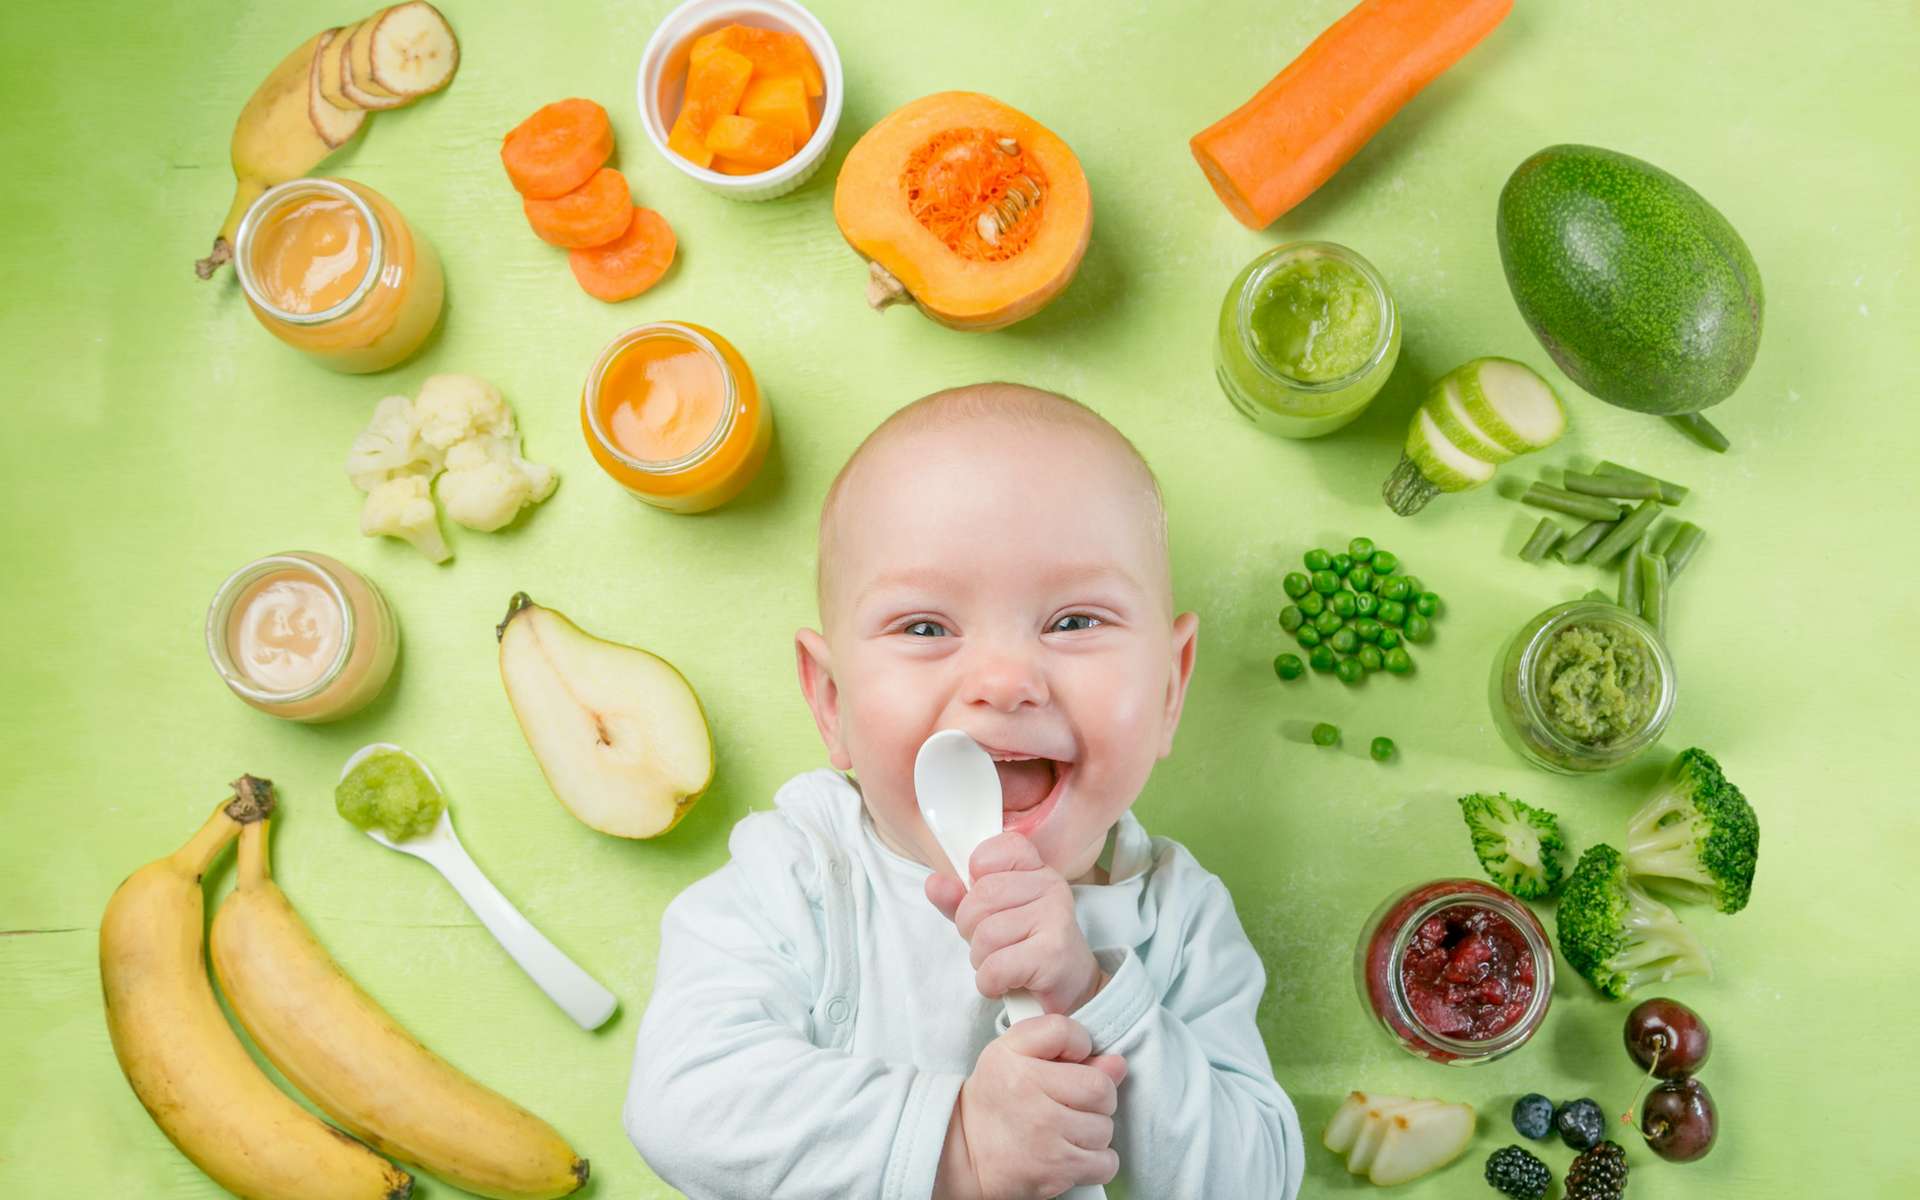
[2,0,1915,1195]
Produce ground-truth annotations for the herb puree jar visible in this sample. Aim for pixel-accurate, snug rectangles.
[1492,600,1676,774]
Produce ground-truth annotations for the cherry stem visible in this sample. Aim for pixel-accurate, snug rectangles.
[1621,1039,1663,1125]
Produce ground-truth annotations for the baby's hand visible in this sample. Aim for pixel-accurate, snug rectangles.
[926,832,1104,1015]
[936,1014,1125,1200]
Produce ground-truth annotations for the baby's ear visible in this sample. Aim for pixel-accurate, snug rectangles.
[1159,612,1200,757]
[795,629,853,770]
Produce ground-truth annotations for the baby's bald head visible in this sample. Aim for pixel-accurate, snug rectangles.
[816,383,1167,626]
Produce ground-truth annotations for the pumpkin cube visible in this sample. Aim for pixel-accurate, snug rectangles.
[668,45,753,168]
[703,115,794,171]
[739,74,812,149]
[690,23,823,97]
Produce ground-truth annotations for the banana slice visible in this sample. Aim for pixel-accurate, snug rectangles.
[343,13,409,110]
[317,18,363,111]
[368,2,460,98]
[309,28,369,147]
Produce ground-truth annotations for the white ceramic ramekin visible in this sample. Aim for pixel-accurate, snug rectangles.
[636,0,844,201]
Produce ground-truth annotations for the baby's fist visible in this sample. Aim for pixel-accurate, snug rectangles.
[926,832,1104,1015]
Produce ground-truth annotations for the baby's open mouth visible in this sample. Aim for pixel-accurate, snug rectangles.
[988,753,1070,834]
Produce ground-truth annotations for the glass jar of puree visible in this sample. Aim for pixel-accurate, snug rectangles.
[1214,241,1401,438]
[233,178,444,373]
[581,322,773,513]
[205,552,398,722]
[1492,600,1676,774]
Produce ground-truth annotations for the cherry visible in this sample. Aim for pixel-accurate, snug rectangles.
[1624,997,1710,1078]
[1641,1075,1717,1162]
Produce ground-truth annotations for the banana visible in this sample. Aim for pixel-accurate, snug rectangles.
[196,30,358,279]
[210,798,589,1200]
[100,776,414,1200]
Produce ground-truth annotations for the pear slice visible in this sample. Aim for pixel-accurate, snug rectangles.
[497,594,713,838]
[367,1,460,99]
[307,28,368,148]
[316,19,361,112]
[1367,1099,1475,1186]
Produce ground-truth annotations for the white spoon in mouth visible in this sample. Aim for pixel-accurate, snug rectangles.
[915,729,1107,1200]
[341,743,618,1032]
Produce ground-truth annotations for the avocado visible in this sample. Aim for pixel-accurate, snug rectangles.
[1496,145,1762,416]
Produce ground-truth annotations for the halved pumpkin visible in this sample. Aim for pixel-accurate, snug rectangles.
[833,92,1091,332]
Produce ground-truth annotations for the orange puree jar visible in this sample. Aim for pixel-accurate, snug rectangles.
[581,322,773,513]
[233,178,444,373]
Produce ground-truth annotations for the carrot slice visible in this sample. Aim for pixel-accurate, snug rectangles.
[523,167,634,249]
[703,115,793,170]
[738,74,812,148]
[1190,0,1511,229]
[690,24,822,97]
[667,46,753,168]
[569,208,676,302]
[502,98,614,198]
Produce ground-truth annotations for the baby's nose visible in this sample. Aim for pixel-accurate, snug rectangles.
[961,647,1048,711]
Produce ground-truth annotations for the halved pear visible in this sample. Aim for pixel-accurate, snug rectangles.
[497,593,713,838]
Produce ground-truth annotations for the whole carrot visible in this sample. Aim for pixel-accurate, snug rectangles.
[1190,0,1513,230]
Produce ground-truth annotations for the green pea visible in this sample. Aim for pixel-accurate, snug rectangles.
[1400,574,1424,596]
[1355,618,1382,642]
[1370,736,1396,762]
[1282,572,1310,599]
[1298,590,1325,617]
[1303,548,1333,572]
[1330,591,1357,618]
[1403,613,1433,643]
[1295,625,1321,648]
[1379,600,1407,626]
[1385,647,1412,673]
[1377,627,1401,650]
[1380,577,1411,602]
[1279,606,1304,632]
[1273,653,1305,681]
[1335,657,1364,684]
[1311,569,1340,595]
[1353,593,1379,618]
[1347,565,1374,592]
[1309,645,1337,672]
[1371,551,1399,575]
[1314,609,1343,635]
[1331,553,1354,576]
[1329,628,1358,654]
[1348,536,1374,561]
[1415,592,1440,617]
[1311,722,1340,746]
[1357,644,1384,671]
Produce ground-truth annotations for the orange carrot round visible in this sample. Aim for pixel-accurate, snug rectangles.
[569,208,676,302]
[1190,0,1512,230]
[501,98,614,199]
[523,167,635,248]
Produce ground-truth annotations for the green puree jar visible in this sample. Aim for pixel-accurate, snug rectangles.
[1214,241,1401,438]
[1491,600,1677,774]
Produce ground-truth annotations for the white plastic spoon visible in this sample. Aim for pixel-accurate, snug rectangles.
[914,729,1107,1200]
[340,743,618,1031]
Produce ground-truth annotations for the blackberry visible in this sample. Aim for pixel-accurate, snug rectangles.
[1555,1097,1607,1150]
[1566,1140,1629,1200]
[1511,1093,1555,1140]
[1484,1146,1552,1199]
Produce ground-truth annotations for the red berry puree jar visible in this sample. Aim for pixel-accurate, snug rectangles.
[1354,879,1553,1065]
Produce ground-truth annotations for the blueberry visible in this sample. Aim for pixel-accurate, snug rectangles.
[1554,1097,1607,1150]
[1511,1093,1554,1140]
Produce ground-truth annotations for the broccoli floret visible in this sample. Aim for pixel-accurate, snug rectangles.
[1458,792,1567,900]
[1556,844,1711,999]
[1624,747,1758,914]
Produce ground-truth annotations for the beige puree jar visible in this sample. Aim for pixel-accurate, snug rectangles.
[205,552,399,722]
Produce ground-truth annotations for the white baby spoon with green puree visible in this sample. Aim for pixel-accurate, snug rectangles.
[915,729,1108,1200]
[340,743,617,1031]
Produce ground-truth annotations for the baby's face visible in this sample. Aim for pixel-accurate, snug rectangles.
[798,419,1197,883]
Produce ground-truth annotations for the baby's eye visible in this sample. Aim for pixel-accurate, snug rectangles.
[904,620,949,638]
[1050,613,1102,633]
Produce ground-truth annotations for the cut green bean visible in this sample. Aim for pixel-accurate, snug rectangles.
[1668,412,1731,453]
[1597,460,1690,505]
[1556,518,1617,564]
[1520,517,1564,562]
[1617,532,1648,608]
[1521,482,1628,523]
[1664,522,1706,581]
[1650,521,1681,557]
[1589,499,1663,565]
[1564,471,1664,502]
[1639,550,1670,635]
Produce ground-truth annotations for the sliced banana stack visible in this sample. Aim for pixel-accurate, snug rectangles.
[198,2,460,278]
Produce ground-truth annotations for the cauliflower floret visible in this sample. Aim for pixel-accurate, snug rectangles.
[412,374,514,452]
[346,394,441,492]
[360,474,451,562]
[437,434,559,532]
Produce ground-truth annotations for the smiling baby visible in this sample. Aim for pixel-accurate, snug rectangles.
[625,383,1304,1199]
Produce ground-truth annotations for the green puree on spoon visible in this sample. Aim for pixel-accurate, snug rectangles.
[336,748,445,841]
